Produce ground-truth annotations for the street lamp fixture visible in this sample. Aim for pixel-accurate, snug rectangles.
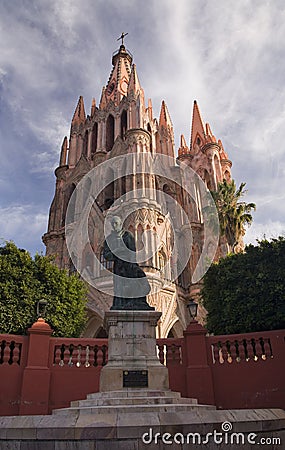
[36,299,48,318]
[187,299,198,321]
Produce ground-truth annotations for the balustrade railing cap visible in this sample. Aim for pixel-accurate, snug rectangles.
[28,317,52,334]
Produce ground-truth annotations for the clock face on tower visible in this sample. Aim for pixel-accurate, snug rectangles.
[120,77,128,94]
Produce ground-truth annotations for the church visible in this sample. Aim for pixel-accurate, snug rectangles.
[42,38,232,338]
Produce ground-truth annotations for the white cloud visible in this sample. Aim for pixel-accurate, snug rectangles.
[244,220,285,245]
[0,205,48,255]
[0,0,284,252]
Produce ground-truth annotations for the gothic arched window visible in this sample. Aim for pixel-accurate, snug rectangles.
[147,123,153,153]
[91,122,98,155]
[83,130,88,157]
[121,110,127,139]
[106,115,115,152]
[214,154,221,182]
[63,183,76,226]
[204,170,212,190]
[158,251,166,271]
[83,177,91,207]
[103,167,115,210]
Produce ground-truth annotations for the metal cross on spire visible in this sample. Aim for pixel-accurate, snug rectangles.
[117,32,128,46]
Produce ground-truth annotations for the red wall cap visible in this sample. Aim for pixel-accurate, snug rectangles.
[28,318,52,335]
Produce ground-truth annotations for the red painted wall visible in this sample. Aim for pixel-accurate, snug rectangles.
[208,330,285,409]
[0,321,284,416]
[0,334,28,415]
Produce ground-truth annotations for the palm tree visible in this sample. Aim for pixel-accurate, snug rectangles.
[211,179,256,253]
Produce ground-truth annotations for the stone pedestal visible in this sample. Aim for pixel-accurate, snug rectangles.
[99,310,169,391]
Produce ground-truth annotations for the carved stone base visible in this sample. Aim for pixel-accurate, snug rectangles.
[99,310,169,392]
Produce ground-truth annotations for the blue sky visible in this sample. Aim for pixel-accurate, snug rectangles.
[0,0,285,255]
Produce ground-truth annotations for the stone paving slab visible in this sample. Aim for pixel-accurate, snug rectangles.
[0,407,284,440]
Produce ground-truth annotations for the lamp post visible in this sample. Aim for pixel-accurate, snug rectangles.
[184,299,215,404]
[187,299,198,322]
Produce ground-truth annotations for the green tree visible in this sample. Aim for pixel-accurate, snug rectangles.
[201,237,285,335]
[211,179,256,253]
[0,242,87,336]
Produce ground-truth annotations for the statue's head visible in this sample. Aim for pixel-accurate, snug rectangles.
[111,216,123,233]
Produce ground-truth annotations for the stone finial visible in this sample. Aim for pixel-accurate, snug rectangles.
[28,317,52,334]
[71,96,86,126]
[178,134,190,157]
[91,98,96,116]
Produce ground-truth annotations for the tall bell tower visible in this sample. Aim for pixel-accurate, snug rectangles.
[43,38,232,337]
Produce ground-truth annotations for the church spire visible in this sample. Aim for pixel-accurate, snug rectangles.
[104,40,133,106]
[71,96,86,126]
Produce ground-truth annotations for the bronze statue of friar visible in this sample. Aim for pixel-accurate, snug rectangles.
[103,216,154,311]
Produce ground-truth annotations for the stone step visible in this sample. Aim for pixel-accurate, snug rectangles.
[53,402,216,416]
[70,395,198,407]
[86,389,181,399]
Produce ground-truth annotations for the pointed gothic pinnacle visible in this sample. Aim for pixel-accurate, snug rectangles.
[218,139,229,159]
[205,123,212,136]
[180,134,188,149]
[205,123,217,143]
[91,98,96,116]
[178,134,190,157]
[61,135,68,151]
[159,100,173,128]
[127,64,141,95]
[99,87,107,109]
[71,96,86,126]
[190,100,206,148]
[60,136,68,166]
[147,98,153,120]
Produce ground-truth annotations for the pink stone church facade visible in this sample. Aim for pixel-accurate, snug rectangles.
[42,43,232,338]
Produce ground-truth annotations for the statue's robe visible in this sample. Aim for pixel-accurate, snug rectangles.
[103,230,153,310]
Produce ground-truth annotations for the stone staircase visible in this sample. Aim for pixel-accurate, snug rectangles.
[52,389,215,416]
